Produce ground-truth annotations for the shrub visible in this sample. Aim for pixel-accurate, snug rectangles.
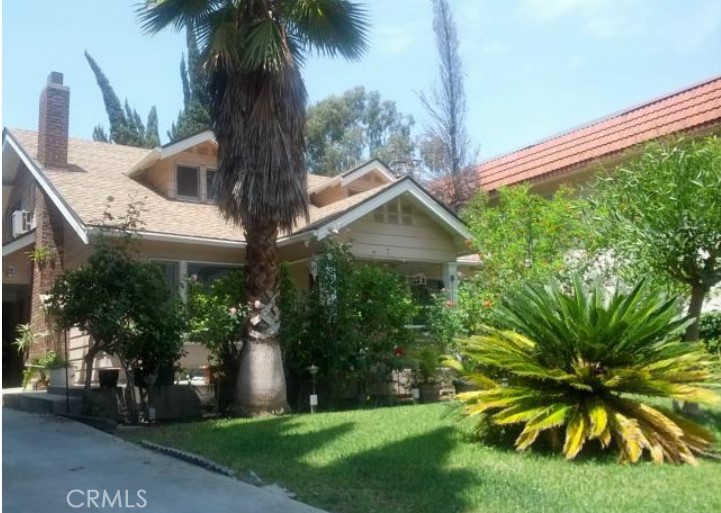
[186,270,246,412]
[456,277,720,464]
[281,242,417,400]
[700,312,721,355]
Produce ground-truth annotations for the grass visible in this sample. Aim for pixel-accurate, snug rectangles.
[124,403,721,513]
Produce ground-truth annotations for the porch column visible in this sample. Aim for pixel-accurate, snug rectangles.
[442,262,458,304]
[179,261,189,301]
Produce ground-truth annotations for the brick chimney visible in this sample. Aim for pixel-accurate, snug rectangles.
[37,71,70,168]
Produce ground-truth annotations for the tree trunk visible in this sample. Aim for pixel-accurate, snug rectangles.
[681,284,707,415]
[81,347,98,414]
[236,221,289,415]
[684,285,707,342]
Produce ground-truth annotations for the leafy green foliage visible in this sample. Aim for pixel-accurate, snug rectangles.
[47,198,185,410]
[13,323,40,364]
[461,184,588,333]
[306,86,415,175]
[590,137,721,339]
[168,21,211,142]
[420,293,466,349]
[700,312,721,355]
[187,270,246,363]
[281,242,416,392]
[37,350,68,370]
[456,277,720,464]
[85,51,160,147]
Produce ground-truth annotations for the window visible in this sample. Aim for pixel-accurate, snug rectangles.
[155,261,180,293]
[187,262,240,283]
[176,165,200,199]
[206,169,218,203]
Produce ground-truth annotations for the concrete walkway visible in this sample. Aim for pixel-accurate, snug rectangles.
[2,408,327,513]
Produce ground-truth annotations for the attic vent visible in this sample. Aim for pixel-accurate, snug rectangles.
[372,199,413,226]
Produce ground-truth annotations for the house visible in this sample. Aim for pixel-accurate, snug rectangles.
[476,75,721,195]
[1,72,472,387]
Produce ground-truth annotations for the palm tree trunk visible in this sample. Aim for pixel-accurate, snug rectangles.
[236,221,289,415]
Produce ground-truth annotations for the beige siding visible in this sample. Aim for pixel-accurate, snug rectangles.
[63,224,91,271]
[3,164,36,243]
[2,249,32,285]
[136,239,244,264]
[346,201,459,263]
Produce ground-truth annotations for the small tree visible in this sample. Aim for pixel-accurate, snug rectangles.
[462,184,589,330]
[47,198,185,416]
[591,137,721,342]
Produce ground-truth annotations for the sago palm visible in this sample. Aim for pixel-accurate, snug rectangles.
[456,277,720,464]
[137,1,368,414]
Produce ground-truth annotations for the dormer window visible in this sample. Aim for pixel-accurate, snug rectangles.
[176,165,200,199]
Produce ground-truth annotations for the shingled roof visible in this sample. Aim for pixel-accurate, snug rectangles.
[477,75,721,191]
[4,128,374,244]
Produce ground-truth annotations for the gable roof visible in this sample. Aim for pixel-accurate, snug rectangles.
[308,158,395,194]
[3,129,469,248]
[477,75,721,191]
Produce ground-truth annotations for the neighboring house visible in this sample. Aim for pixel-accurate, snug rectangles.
[1,72,472,387]
[475,75,721,195]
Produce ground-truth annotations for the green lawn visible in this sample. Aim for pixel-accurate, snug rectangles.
[125,403,721,513]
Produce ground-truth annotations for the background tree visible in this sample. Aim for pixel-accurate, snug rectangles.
[420,0,477,211]
[138,0,369,415]
[306,86,415,175]
[461,184,589,331]
[167,21,211,142]
[85,52,160,147]
[591,137,721,342]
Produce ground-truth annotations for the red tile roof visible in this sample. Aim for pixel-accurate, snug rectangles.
[476,76,721,191]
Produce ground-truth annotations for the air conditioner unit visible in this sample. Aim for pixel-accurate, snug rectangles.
[11,210,31,238]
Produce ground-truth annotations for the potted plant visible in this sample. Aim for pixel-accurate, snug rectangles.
[39,351,74,389]
[415,345,443,403]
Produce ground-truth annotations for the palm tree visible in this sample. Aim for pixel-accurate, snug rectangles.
[137,1,368,414]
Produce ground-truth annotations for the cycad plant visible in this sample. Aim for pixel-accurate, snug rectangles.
[456,277,720,464]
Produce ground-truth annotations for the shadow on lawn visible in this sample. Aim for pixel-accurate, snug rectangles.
[189,416,474,513]
[315,426,474,513]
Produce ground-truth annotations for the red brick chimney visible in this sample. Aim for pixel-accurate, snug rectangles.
[37,71,70,168]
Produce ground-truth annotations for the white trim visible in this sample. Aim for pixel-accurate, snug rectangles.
[277,231,315,247]
[125,148,160,177]
[3,135,89,244]
[308,159,395,195]
[126,131,216,177]
[340,159,395,187]
[175,162,202,201]
[315,179,472,241]
[160,131,216,160]
[2,230,36,257]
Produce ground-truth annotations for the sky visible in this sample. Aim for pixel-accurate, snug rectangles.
[2,0,721,161]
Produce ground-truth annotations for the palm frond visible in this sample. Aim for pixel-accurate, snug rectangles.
[455,275,720,464]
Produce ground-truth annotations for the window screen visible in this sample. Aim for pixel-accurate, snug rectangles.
[176,165,200,198]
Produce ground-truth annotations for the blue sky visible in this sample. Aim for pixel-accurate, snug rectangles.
[3,0,720,160]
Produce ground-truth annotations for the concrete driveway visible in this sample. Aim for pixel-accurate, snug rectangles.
[2,408,326,513]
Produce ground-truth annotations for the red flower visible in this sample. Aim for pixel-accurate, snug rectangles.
[394,346,405,357]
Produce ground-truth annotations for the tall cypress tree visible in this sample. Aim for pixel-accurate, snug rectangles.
[167,22,211,142]
[85,51,160,148]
